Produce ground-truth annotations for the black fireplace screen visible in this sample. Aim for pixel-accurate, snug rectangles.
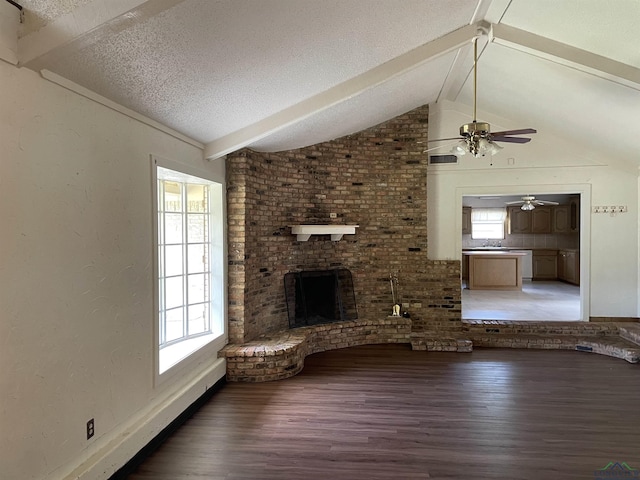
[284,268,358,328]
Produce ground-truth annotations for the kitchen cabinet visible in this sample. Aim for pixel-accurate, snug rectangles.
[508,206,551,234]
[569,195,580,233]
[461,253,469,280]
[462,207,471,235]
[533,249,557,280]
[552,205,571,233]
[508,206,531,233]
[558,250,579,285]
[464,251,526,290]
[531,207,552,233]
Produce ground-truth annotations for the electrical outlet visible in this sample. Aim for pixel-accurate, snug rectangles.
[86,418,95,440]
[330,212,337,219]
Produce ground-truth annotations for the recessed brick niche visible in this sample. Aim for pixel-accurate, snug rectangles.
[226,104,461,345]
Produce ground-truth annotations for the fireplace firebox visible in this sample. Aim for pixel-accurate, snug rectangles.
[284,268,357,328]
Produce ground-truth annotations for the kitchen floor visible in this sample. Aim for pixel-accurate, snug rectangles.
[462,280,581,321]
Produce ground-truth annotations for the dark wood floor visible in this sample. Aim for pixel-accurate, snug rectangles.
[127,345,640,479]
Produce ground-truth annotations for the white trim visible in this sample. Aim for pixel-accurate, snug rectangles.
[40,70,205,150]
[457,183,591,322]
[204,22,483,160]
[0,0,19,65]
[56,358,226,480]
[491,24,640,91]
[18,0,188,67]
[151,154,228,387]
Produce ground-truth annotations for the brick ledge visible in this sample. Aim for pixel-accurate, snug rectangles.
[219,318,412,382]
[219,319,639,382]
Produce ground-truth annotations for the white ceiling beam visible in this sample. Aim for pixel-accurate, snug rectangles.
[18,0,188,69]
[204,22,484,161]
[437,34,494,103]
[491,23,640,90]
[0,0,21,65]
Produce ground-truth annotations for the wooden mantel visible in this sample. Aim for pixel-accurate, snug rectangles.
[291,225,359,241]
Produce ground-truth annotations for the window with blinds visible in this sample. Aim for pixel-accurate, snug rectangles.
[471,208,507,239]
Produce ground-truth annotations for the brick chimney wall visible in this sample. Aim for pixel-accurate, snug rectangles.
[226,104,461,344]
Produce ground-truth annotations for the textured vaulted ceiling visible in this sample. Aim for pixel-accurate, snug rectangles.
[15,0,640,162]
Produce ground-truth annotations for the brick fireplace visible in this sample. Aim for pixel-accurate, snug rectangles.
[226,104,462,346]
[221,104,639,381]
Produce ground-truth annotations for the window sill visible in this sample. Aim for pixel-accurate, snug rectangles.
[159,334,217,374]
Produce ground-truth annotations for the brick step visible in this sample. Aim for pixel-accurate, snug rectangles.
[471,334,640,364]
[411,333,473,353]
[463,320,619,337]
[219,318,412,382]
[618,324,640,347]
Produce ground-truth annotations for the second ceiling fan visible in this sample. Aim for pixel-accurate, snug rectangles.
[506,195,558,211]
[427,36,537,157]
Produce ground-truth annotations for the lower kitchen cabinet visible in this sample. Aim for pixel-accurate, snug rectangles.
[533,250,557,280]
[558,250,580,285]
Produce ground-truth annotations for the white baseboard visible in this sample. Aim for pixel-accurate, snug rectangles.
[55,358,226,480]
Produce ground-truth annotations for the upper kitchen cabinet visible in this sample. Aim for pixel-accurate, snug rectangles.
[569,195,580,233]
[508,206,552,234]
[462,207,471,235]
[552,205,571,234]
[508,206,531,234]
[531,207,552,234]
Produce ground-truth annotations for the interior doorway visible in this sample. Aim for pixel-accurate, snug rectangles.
[461,192,584,321]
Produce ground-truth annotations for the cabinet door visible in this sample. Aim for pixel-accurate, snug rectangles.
[572,252,580,285]
[531,207,552,233]
[569,196,580,233]
[557,251,566,280]
[462,207,471,235]
[462,254,469,280]
[552,206,570,234]
[508,206,531,233]
[558,251,579,284]
[533,255,557,279]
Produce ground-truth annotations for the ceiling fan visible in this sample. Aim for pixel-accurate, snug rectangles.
[426,36,537,157]
[505,195,558,211]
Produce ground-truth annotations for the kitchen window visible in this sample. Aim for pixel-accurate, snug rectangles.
[471,208,506,240]
[153,157,225,375]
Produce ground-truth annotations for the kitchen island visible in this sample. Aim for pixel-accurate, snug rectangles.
[463,251,527,290]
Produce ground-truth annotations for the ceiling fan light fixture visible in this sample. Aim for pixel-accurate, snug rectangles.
[486,140,503,155]
[520,202,535,211]
[426,37,536,156]
[451,140,468,156]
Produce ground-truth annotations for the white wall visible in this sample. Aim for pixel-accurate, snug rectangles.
[428,101,639,318]
[0,61,226,479]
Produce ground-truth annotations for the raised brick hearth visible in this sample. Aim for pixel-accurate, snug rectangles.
[219,318,411,382]
[220,319,639,382]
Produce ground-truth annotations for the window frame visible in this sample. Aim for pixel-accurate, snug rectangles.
[151,155,227,383]
[470,207,507,240]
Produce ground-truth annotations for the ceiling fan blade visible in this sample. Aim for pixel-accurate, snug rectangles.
[491,128,537,136]
[427,137,463,142]
[504,200,525,205]
[533,200,559,206]
[423,141,460,153]
[492,136,532,144]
